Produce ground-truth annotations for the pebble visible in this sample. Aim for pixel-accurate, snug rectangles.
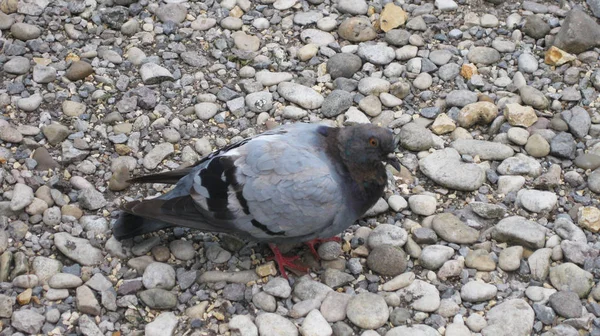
[386,325,440,336]
[446,90,479,107]
[322,90,353,117]
[561,106,591,138]
[549,263,594,298]
[419,148,486,191]
[300,310,333,336]
[357,43,395,65]
[492,216,546,249]
[435,0,458,11]
[346,293,389,329]
[256,313,298,336]
[450,139,514,161]
[399,123,433,151]
[525,134,551,157]
[320,291,351,322]
[467,47,501,65]
[66,61,94,81]
[4,56,31,75]
[419,245,455,270]
[54,232,104,266]
[367,245,407,276]
[263,277,292,298]
[140,63,174,84]
[277,82,324,109]
[549,291,582,318]
[461,281,498,302]
[504,103,538,127]
[516,189,557,213]
[11,309,45,334]
[578,206,600,232]
[17,93,43,112]
[77,285,102,315]
[143,262,176,290]
[481,299,534,336]
[520,87,549,111]
[229,315,258,336]
[497,154,542,177]
[397,279,441,312]
[144,143,175,169]
[9,183,34,211]
[498,246,523,272]
[408,194,437,216]
[49,273,83,289]
[431,213,479,244]
[518,53,539,73]
[338,17,377,42]
[139,289,178,309]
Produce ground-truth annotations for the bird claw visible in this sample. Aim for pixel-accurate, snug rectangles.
[304,236,342,261]
[268,244,309,279]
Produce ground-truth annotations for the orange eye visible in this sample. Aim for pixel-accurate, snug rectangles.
[369,137,378,147]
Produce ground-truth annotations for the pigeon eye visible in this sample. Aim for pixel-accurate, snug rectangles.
[368,137,378,147]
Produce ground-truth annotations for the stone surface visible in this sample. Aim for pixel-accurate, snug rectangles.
[346,293,389,329]
[419,148,486,191]
[553,8,600,54]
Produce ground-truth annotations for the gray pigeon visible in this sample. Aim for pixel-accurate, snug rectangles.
[113,122,400,277]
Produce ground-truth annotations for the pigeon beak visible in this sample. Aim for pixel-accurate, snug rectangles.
[386,152,401,171]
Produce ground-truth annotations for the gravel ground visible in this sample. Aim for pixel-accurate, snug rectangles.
[1,0,600,335]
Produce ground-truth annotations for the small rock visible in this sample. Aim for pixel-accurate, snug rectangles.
[146,312,179,336]
[346,293,389,329]
[504,103,538,127]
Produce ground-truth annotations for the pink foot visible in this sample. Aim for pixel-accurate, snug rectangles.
[304,236,342,261]
[268,243,309,279]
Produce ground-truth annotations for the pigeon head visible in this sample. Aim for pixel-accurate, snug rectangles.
[338,124,400,171]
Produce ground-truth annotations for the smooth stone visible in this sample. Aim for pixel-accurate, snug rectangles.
[432,213,479,244]
[497,154,542,177]
[4,56,31,75]
[346,293,389,329]
[277,82,324,109]
[451,139,514,160]
[255,313,298,336]
[516,190,557,213]
[338,17,377,42]
[419,148,486,191]
[549,263,594,298]
[54,232,104,266]
[492,216,546,249]
[397,280,441,312]
[461,281,498,302]
[498,246,523,272]
[481,299,534,336]
[467,47,501,65]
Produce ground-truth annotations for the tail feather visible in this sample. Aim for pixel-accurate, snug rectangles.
[113,197,235,241]
[113,211,173,240]
[127,167,195,185]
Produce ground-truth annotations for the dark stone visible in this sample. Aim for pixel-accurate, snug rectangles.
[101,6,130,30]
[327,53,362,79]
[549,291,582,318]
[366,245,407,276]
[553,8,600,54]
[550,132,576,159]
[321,90,354,117]
[522,15,551,39]
[533,303,556,325]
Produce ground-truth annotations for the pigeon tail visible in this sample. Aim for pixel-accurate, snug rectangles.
[113,210,173,240]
